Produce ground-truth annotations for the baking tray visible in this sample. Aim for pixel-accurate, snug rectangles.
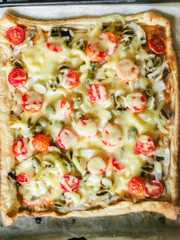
[0,2,180,240]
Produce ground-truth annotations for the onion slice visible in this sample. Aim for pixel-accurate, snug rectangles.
[154,161,162,180]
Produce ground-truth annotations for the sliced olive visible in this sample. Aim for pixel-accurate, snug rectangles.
[141,163,154,174]
[37,117,49,128]
[13,59,23,68]
[60,28,74,38]
[163,68,170,79]
[96,190,109,196]
[160,109,172,120]
[145,87,154,98]
[86,72,95,84]
[59,65,70,73]
[128,127,138,141]
[54,120,63,129]
[140,163,154,181]
[34,125,43,133]
[75,39,87,51]
[115,96,126,109]
[8,171,21,187]
[156,156,164,161]
[102,23,111,30]
[120,27,135,49]
[32,156,41,169]
[90,62,99,71]
[42,160,55,168]
[114,23,122,32]
[73,96,82,110]
[63,157,73,172]
[27,117,32,126]
[8,171,17,181]
[46,104,56,118]
[50,27,61,37]
[53,200,65,208]
[153,56,161,69]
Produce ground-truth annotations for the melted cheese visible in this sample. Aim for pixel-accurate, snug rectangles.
[9,14,172,208]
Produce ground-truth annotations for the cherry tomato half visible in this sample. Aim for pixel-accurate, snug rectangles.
[6,26,25,45]
[22,91,43,113]
[101,123,122,147]
[61,70,80,90]
[8,69,27,88]
[32,134,50,152]
[128,176,145,195]
[126,92,147,113]
[148,37,166,55]
[86,42,107,62]
[88,84,108,104]
[87,156,107,175]
[99,32,117,55]
[57,99,74,120]
[12,138,32,160]
[17,172,29,184]
[57,128,78,150]
[46,42,63,53]
[60,174,79,192]
[145,180,163,199]
[135,135,156,157]
[116,59,140,82]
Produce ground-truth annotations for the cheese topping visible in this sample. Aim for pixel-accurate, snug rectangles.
[7,14,173,211]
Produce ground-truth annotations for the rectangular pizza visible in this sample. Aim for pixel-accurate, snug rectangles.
[0,12,179,226]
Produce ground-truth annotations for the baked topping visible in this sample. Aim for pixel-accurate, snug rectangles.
[6,26,25,45]
[8,69,27,88]
[6,14,173,211]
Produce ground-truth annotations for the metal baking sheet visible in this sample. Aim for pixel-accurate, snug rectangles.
[0,3,180,239]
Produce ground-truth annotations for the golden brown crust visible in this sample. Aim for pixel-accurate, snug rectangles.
[0,11,179,226]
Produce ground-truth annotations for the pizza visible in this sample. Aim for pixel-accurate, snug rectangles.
[0,12,179,226]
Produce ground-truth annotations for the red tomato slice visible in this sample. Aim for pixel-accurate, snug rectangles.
[126,92,147,113]
[87,156,107,175]
[8,69,27,88]
[99,32,117,55]
[17,172,29,185]
[75,118,98,138]
[128,176,145,195]
[135,135,156,157]
[148,37,166,55]
[32,134,50,152]
[61,70,80,90]
[57,99,73,120]
[57,128,78,150]
[116,59,140,82]
[86,42,107,62]
[101,123,122,147]
[22,91,43,113]
[6,26,25,45]
[88,84,108,104]
[46,42,63,53]
[60,174,79,192]
[109,154,125,171]
[145,180,163,199]
[12,138,33,160]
